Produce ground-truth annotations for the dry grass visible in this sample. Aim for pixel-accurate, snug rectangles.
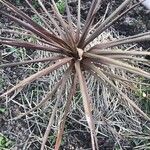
[1,28,149,149]
[0,0,150,149]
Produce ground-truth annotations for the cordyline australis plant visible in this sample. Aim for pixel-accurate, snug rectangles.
[0,0,150,149]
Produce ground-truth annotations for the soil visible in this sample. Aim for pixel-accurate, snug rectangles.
[0,0,150,150]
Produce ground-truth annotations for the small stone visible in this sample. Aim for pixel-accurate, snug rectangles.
[140,0,150,10]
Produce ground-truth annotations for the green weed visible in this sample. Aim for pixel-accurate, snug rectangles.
[0,134,13,150]
[56,0,66,14]
[0,108,6,113]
